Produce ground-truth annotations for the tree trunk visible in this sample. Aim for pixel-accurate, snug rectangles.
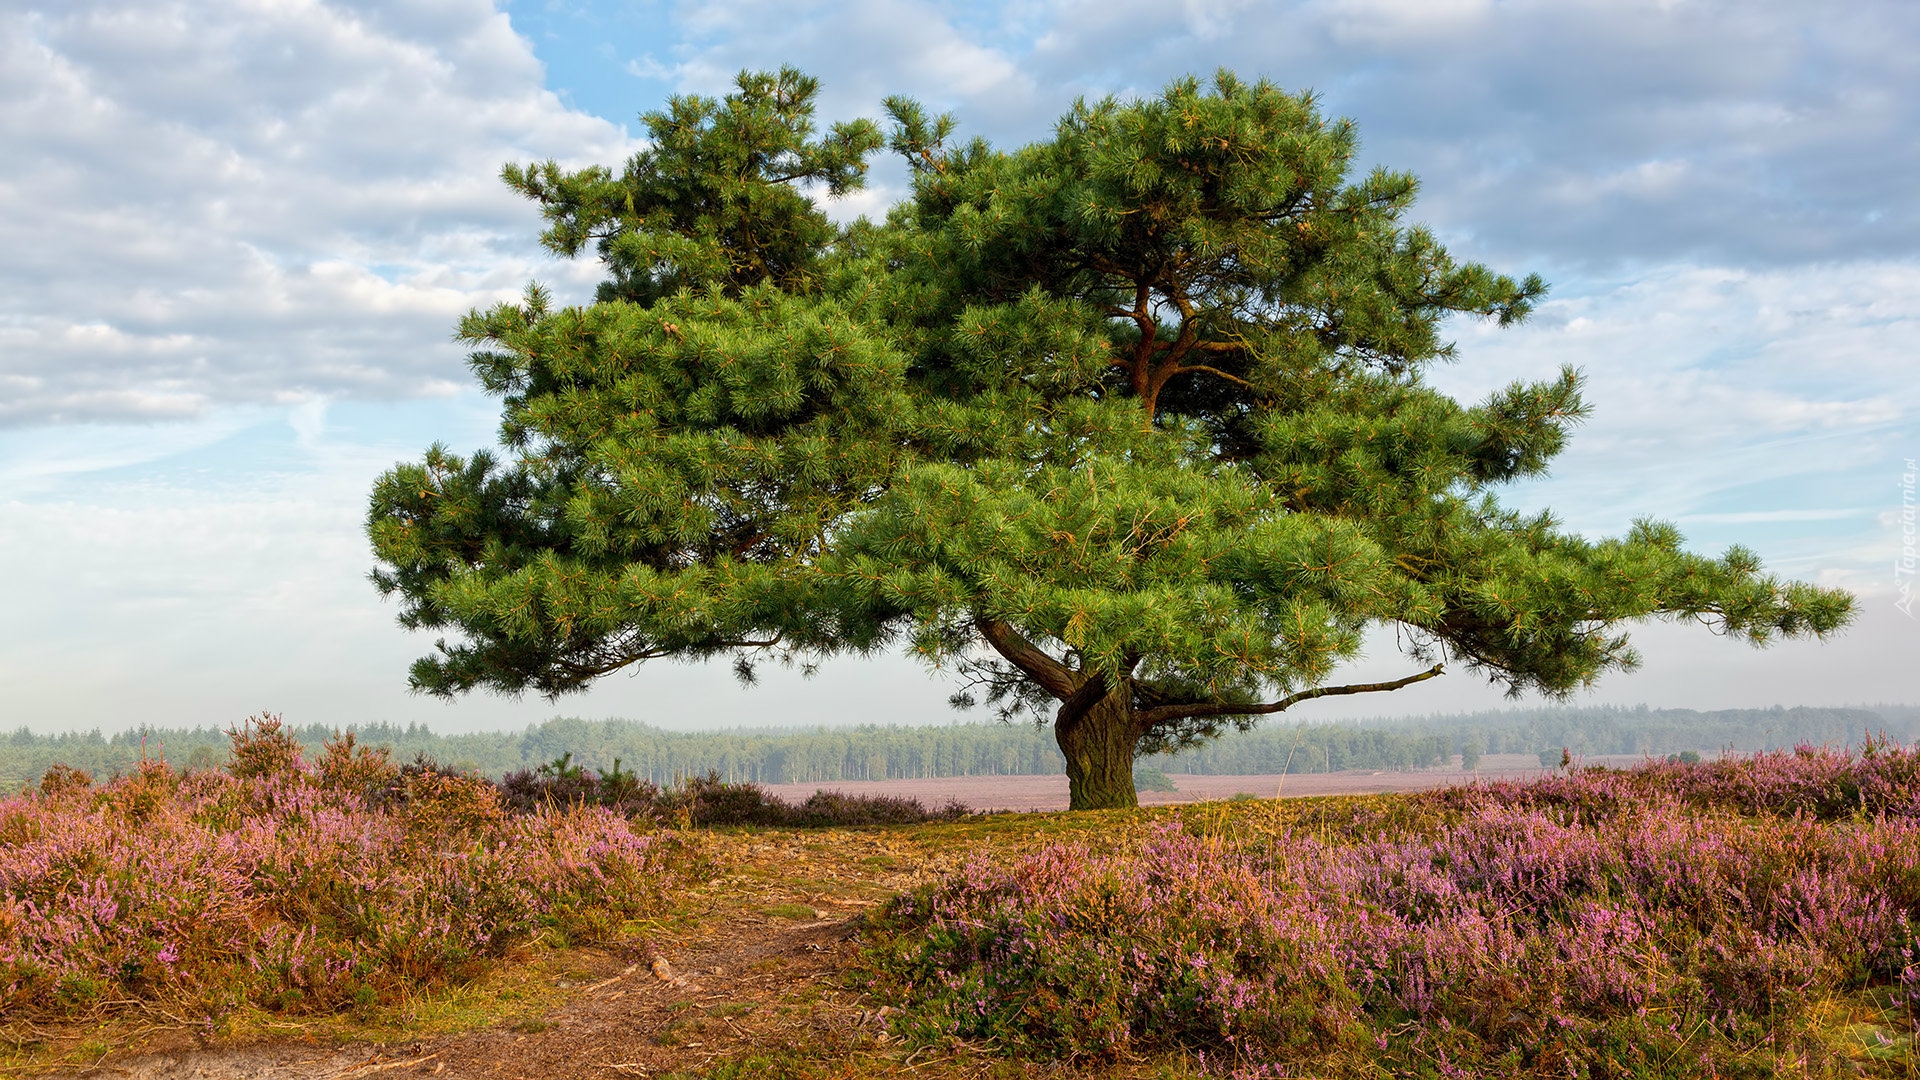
[1055,683,1140,810]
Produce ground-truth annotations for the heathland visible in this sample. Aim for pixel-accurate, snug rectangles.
[1,718,1916,1078]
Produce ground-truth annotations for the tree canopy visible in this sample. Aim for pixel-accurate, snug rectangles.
[368,68,1854,810]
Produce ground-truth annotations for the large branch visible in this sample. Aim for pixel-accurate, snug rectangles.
[973,616,1079,700]
[1134,664,1444,729]
[559,633,784,682]
[1168,363,1258,391]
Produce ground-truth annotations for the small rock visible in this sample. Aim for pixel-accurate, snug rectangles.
[650,957,691,987]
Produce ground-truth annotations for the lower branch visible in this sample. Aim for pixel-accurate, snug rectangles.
[1134,664,1444,728]
[557,634,783,683]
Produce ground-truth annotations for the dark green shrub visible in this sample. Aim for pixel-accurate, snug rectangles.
[226,713,303,781]
[1133,763,1178,792]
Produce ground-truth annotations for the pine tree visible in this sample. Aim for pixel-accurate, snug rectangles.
[368,69,1854,811]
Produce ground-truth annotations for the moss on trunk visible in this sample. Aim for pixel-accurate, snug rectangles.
[1055,686,1140,811]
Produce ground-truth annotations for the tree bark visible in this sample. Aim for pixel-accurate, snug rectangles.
[1055,681,1140,811]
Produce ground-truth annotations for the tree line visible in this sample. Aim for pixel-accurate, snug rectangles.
[1163,704,1908,776]
[4,704,1909,794]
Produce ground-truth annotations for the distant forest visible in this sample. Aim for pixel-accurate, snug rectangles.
[5,703,1914,793]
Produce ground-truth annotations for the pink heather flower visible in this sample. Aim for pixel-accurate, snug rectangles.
[873,742,1920,1071]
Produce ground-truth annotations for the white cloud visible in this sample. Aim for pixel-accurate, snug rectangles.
[1312,0,1493,47]
[0,390,961,735]
[1426,261,1915,587]
[3,0,1914,738]
[0,0,641,426]
[1553,158,1692,202]
[999,0,1920,269]
[1678,509,1868,526]
[0,411,266,494]
[638,0,1040,134]
[509,0,1920,270]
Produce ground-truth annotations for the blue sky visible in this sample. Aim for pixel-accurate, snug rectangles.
[1,0,1914,736]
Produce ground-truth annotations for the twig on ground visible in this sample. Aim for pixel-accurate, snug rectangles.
[584,963,641,993]
[327,1052,441,1079]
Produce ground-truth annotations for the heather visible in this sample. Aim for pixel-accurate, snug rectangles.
[0,721,686,1023]
[864,744,1920,1077]
[1412,737,1920,823]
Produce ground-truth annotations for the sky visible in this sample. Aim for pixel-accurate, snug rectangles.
[1,0,1915,737]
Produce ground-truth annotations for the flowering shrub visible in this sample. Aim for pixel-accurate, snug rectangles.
[224,712,306,782]
[1417,734,1920,823]
[0,726,687,1022]
[35,764,93,800]
[499,764,970,828]
[315,730,399,798]
[865,743,1920,1077]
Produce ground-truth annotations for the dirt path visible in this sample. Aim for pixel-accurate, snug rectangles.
[60,829,1003,1080]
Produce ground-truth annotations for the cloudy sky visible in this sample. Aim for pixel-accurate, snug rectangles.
[2,0,1914,737]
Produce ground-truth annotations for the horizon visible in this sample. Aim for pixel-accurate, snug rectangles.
[17,699,1916,742]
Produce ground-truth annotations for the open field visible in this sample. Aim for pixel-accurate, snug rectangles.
[758,753,1650,811]
[5,739,1917,1079]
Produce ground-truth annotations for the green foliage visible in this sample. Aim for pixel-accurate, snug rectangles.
[1459,738,1483,771]
[367,68,1854,810]
[489,758,969,828]
[503,66,881,306]
[316,730,399,796]
[1132,762,1178,792]
[35,763,92,800]
[225,712,304,781]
